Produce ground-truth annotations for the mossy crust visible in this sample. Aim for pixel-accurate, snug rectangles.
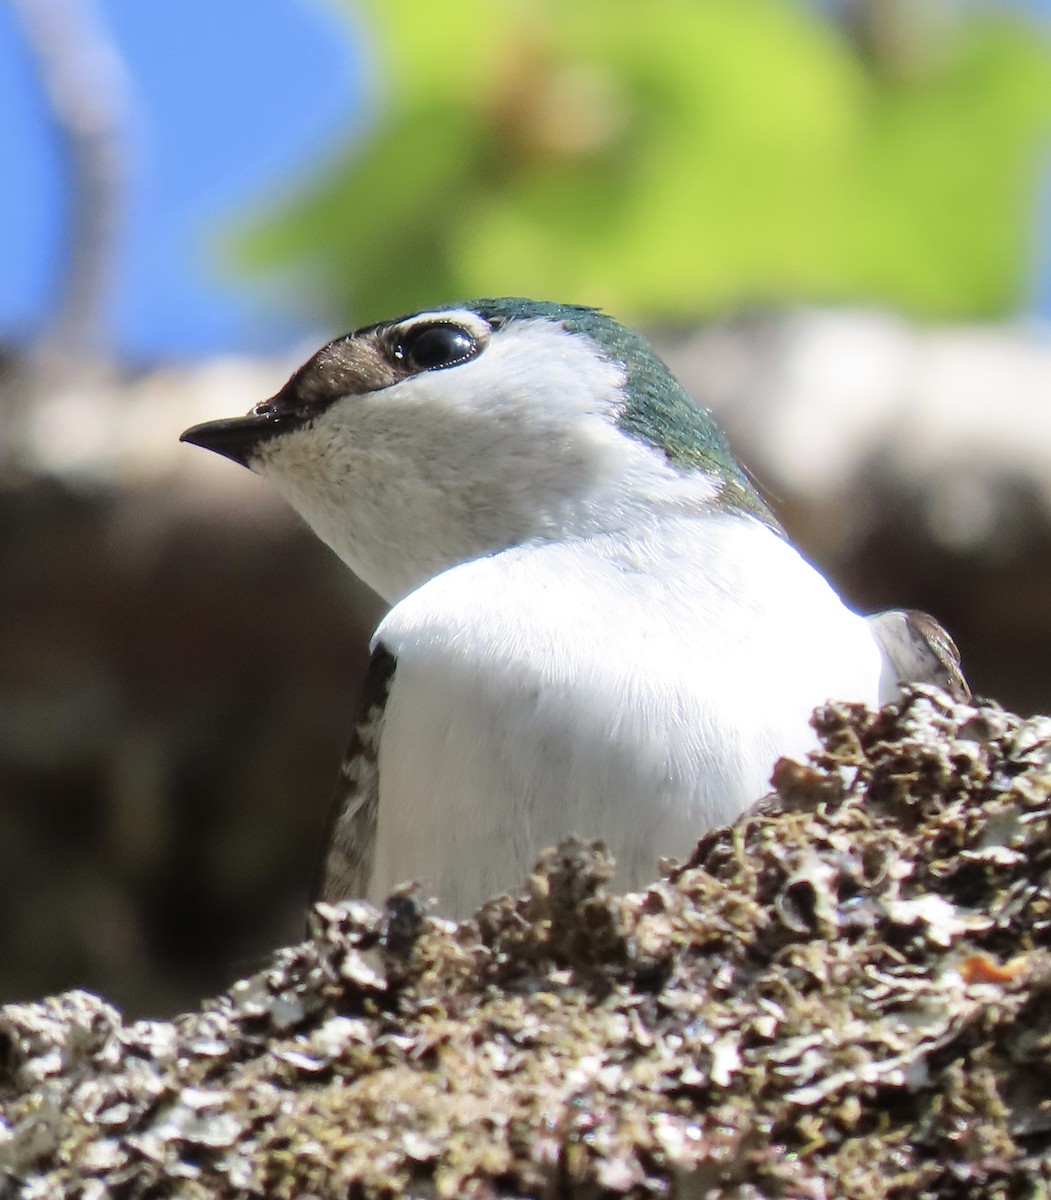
[2,688,1050,1199]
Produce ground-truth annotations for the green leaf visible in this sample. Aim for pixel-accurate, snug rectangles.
[230,0,1051,323]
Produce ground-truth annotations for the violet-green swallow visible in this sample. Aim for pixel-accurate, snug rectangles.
[181,299,967,917]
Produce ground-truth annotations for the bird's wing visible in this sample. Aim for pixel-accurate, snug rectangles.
[311,642,397,904]
[867,609,970,701]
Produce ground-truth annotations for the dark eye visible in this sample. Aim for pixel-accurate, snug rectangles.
[395,323,479,372]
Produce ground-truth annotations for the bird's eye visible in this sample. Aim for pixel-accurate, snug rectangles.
[395,323,479,372]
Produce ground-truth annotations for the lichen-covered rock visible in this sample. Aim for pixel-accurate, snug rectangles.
[1,688,1050,1199]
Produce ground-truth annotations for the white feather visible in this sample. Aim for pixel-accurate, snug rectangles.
[369,512,890,915]
[245,313,898,916]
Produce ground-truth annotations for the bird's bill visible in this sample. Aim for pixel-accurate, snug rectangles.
[179,410,299,468]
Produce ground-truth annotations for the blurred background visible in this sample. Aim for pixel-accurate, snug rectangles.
[1,0,1050,1016]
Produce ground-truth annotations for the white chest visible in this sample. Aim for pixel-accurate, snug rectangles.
[367,515,886,916]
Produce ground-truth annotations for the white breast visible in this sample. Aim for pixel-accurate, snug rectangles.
[367,512,888,916]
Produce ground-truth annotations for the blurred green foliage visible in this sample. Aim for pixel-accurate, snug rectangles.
[236,0,1051,324]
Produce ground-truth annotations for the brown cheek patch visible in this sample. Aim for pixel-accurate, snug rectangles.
[267,333,412,418]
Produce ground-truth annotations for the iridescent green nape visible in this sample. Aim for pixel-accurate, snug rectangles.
[466,298,778,530]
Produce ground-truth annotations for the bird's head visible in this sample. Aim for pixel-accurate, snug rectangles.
[181,299,774,602]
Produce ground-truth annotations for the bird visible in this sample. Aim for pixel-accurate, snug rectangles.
[180,298,967,917]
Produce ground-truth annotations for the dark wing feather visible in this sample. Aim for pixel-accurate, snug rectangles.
[867,609,970,701]
[310,642,397,904]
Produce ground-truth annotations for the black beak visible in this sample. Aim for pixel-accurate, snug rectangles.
[180,411,300,469]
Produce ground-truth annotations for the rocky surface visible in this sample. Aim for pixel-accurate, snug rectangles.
[2,689,1050,1199]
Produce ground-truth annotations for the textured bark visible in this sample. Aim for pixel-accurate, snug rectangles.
[2,689,1049,1199]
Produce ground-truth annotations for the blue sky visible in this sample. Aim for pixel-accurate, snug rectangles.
[0,0,363,359]
[0,0,1049,361]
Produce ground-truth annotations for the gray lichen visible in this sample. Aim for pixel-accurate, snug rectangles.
[2,687,1050,1199]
